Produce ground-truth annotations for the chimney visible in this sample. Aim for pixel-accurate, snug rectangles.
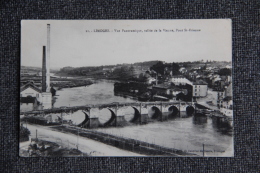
[46,24,51,92]
[42,46,46,92]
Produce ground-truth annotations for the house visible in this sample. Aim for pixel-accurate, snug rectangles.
[171,88,185,96]
[179,67,187,74]
[152,83,172,95]
[220,108,233,117]
[222,96,233,109]
[20,82,42,111]
[20,82,41,98]
[216,89,225,108]
[147,77,156,84]
[20,82,52,110]
[170,75,192,85]
[212,75,221,85]
[192,80,208,97]
[224,82,232,97]
[152,83,184,97]
[226,75,232,83]
[225,65,232,69]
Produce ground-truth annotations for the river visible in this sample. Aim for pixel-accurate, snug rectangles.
[53,79,136,107]
[20,79,233,156]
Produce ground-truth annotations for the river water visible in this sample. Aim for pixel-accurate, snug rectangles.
[21,79,233,156]
[53,79,135,107]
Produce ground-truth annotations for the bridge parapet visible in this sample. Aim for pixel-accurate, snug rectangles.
[21,101,195,117]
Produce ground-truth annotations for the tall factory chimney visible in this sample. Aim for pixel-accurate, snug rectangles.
[42,46,46,92]
[46,24,51,92]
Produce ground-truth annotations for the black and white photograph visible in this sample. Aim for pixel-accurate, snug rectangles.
[20,20,233,157]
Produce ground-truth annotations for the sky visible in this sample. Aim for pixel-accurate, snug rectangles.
[21,19,232,69]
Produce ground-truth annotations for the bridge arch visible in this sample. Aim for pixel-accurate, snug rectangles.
[117,106,135,122]
[78,111,90,127]
[149,106,162,119]
[186,106,195,116]
[103,108,116,127]
[95,108,111,124]
[168,105,179,117]
[131,107,141,123]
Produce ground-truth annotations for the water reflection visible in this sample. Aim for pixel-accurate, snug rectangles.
[179,111,192,118]
[193,115,207,126]
[212,116,233,135]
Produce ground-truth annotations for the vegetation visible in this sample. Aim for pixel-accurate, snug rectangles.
[110,66,136,81]
[150,61,180,76]
[52,79,93,90]
[114,82,148,95]
[27,140,88,157]
[20,125,31,142]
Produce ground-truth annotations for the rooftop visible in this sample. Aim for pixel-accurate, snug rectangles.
[153,83,184,91]
[193,80,208,85]
[153,83,171,89]
[21,82,42,93]
[171,75,185,78]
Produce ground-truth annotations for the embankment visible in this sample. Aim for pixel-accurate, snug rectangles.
[51,125,196,156]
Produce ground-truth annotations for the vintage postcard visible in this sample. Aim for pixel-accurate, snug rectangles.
[20,19,233,157]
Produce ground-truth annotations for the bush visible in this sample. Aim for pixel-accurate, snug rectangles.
[20,125,30,142]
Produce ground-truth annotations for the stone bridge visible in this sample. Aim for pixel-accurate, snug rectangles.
[21,102,196,128]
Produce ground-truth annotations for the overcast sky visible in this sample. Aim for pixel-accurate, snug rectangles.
[21,19,232,69]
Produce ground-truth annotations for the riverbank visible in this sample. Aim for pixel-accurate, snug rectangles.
[52,78,93,90]
[21,124,143,156]
[21,74,94,90]
[20,139,88,157]
[51,125,196,156]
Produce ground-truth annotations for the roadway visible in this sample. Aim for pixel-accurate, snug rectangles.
[20,124,143,156]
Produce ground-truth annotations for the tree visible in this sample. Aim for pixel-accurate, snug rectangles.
[20,125,31,142]
[138,73,148,82]
[171,62,180,75]
[150,61,165,75]
[129,66,135,78]
[176,92,185,101]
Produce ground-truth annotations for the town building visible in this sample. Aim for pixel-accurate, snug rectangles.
[147,77,156,84]
[179,67,187,74]
[217,89,225,108]
[20,82,41,98]
[224,82,232,97]
[170,75,192,85]
[222,96,233,109]
[20,82,42,112]
[192,80,208,97]
[151,83,185,100]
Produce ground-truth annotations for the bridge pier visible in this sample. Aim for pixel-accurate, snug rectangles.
[79,109,101,128]
[107,106,129,127]
[139,104,150,124]
[88,117,100,128]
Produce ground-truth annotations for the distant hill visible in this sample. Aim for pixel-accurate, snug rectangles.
[21,66,41,70]
[133,61,160,67]
[21,66,59,73]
